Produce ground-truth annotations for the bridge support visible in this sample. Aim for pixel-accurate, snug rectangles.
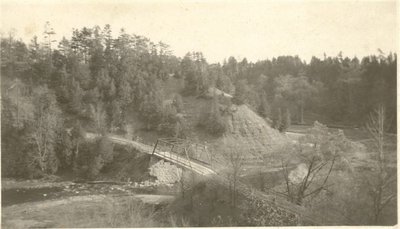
[152,139,159,155]
[148,154,160,168]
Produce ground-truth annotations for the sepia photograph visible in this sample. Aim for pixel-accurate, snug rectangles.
[0,0,398,227]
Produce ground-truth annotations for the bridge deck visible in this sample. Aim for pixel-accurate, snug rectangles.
[86,133,215,176]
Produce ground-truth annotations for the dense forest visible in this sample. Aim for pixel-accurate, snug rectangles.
[1,23,396,179]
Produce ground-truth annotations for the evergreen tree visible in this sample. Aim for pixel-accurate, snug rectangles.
[232,79,248,105]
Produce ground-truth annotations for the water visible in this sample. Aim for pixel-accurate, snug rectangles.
[2,187,63,206]
[2,182,179,207]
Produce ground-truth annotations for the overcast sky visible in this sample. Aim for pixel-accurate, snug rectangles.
[1,0,397,63]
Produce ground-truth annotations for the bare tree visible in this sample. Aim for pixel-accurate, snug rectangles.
[278,121,352,205]
[222,139,245,209]
[90,102,107,134]
[366,105,396,224]
[280,153,338,205]
[177,168,187,198]
[29,87,63,174]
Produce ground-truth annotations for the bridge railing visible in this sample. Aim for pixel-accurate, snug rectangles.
[152,138,212,166]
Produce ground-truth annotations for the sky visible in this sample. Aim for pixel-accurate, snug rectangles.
[1,0,397,63]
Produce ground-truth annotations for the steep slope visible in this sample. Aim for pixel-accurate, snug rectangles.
[122,74,289,166]
[212,104,289,165]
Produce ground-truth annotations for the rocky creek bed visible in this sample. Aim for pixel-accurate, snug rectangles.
[2,179,177,207]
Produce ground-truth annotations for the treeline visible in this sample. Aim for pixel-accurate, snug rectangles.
[228,54,396,132]
[181,50,397,133]
[1,23,396,178]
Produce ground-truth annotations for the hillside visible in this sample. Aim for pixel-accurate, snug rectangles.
[213,104,289,165]
[178,92,289,166]
[122,78,289,167]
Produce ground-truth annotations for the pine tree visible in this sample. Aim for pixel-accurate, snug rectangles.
[232,80,248,105]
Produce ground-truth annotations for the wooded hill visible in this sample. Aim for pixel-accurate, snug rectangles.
[1,24,397,179]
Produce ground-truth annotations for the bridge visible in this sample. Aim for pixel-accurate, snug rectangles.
[85,132,347,226]
[85,133,215,176]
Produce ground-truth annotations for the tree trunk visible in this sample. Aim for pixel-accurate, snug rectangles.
[299,104,304,124]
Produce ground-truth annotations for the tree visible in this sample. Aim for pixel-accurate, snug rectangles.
[56,129,74,169]
[158,105,180,137]
[199,94,226,136]
[68,78,84,115]
[181,52,210,95]
[272,107,282,131]
[117,76,133,111]
[90,102,107,134]
[28,87,63,175]
[43,22,56,78]
[221,138,245,209]
[139,90,164,130]
[177,168,190,198]
[109,100,123,131]
[1,95,31,177]
[223,56,238,80]
[89,136,114,178]
[232,80,248,105]
[70,121,85,172]
[278,121,353,205]
[172,94,184,113]
[280,108,291,132]
[299,76,319,122]
[365,105,396,224]
[274,75,317,124]
[257,93,270,119]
